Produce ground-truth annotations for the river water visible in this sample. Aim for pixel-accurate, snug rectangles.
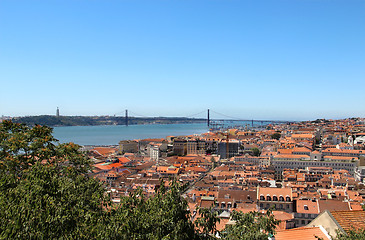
[53,123,209,146]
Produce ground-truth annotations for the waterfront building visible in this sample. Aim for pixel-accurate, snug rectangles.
[119,140,139,153]
[173,138,187,155]
[217,140,240,159]
[148,144,160,161]
[186,139,206,155]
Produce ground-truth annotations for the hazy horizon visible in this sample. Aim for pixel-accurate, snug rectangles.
[6,112,364,122]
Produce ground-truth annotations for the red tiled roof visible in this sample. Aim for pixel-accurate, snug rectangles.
[258,187,292,198]
[322,148,364,154]
[91,147,116,156]
[118,157,131,163]
[275,227,330,240]
[296,200,319,214]
[330,210,365,233]
[318,200,350,212]
[94,162,123,170]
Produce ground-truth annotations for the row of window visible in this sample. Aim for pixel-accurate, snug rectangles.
[296,213,317,218]
[259,195,291,201]
[259,203,290,209]
[274,161,354,167]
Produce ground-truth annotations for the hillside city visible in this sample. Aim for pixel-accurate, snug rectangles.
[86,118,365,239]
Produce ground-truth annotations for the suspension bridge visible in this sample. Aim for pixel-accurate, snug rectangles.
[113,109,293,129]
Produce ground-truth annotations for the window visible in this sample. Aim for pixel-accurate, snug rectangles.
[260,195,265,201]
[304,205,308,210]
[267,195,272,201]
[273,196,278,201]
[286,196,291,202]
[279,196,284,201]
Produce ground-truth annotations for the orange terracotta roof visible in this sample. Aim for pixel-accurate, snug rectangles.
[330,210,365,232]
[278,149,293,154]
[274,154,310,159]
[293,147,311,152]
[322,148,364,154]
[275,227,330,240]
[350,202,363,210]
[323,155,358,160]
[258,187,292,198]
[140,138,166,142]
[291,134,314,139]
[94,162,123,170]
[118,157,131,163]
[296,200,319,214]
[272,210,294,221]
[91,147,116,156]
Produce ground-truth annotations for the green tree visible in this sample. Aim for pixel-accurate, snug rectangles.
[103,179,198,240]
[220,210,280,240]
[270,133,281,140]
[0,121,108,239]
[251,147,261,157]
[195,207,220,239]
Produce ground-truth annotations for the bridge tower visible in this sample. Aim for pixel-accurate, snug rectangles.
[125,109,128,126]
[207,109,210,127]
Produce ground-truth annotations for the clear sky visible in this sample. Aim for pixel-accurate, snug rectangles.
[1,0,364,121]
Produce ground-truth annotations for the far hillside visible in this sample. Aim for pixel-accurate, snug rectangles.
[12,115,206,127]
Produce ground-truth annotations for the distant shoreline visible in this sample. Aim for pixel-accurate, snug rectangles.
[12,115,206,127]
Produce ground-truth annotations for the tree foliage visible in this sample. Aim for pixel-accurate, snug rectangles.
[270,132,281,140]
[194,207,220,239]
[220,210,280,240]
[0,121,107,239]
[103,180,198,240]
[251,147,261,157]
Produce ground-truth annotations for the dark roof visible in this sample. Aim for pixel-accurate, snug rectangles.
[318,200,350,212]
[217,189,257,202]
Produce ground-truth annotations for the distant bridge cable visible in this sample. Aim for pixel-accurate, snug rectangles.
[128,110,151,118]
[184,110,207,119]
[210,110,249,121]
[113,111,125,116]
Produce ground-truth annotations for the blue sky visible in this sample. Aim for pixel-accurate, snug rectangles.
[1,0,364,121]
